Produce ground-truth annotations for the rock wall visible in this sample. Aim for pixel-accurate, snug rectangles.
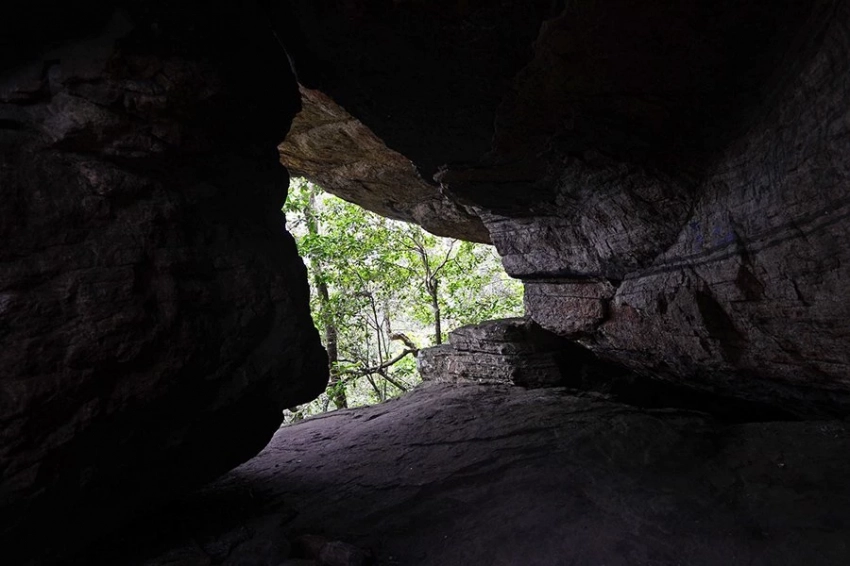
[283,0,850,416]
[0,4,327,561]
[473,0,850,416]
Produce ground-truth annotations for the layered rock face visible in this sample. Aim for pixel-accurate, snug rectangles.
[0,3,327,561]
[417,318,800,421]
[417,318,586,387]
[283,0,850,416]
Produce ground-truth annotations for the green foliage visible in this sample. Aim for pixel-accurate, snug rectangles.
[282,178,523,420]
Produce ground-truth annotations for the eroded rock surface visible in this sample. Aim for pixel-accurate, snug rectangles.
[417,317,585,387]
[282,0,850,414]
[0,4,327,561]
[70,383,850,566]
[488,0,850,415]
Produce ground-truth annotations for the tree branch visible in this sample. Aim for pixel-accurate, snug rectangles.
[340,348,417,380]
[432,239,458,277]
[377,368,409,392]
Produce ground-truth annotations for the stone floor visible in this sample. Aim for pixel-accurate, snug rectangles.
[68,383,850,566]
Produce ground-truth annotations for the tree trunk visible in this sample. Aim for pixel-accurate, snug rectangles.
[429,277,442,345]
[305,190,347,409]
[318,279,347,409]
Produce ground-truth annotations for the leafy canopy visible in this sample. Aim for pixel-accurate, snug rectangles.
[283,178,523,419]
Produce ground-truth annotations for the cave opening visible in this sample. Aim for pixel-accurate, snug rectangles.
[280,176,523,418]
[278,177,802,426]
[3,1,850,564]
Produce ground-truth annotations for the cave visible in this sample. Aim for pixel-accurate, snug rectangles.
[2,1,849,565]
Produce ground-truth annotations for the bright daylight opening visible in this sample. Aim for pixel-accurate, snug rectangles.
[283,177,523,419]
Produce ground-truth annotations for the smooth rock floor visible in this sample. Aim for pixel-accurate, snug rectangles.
[70,383,850,566]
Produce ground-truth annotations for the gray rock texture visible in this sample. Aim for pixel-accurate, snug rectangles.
[0,4,327,561]
[417,317,581,387]
[69,383,850,566]
[478,0,850,415]
[282,0,850,415]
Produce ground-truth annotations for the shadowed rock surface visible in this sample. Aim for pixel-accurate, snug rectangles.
[68,383,850,566]
[417,318,803,423]
[282,0,850,414]
[0,4,327,562]
[2,0,850,562]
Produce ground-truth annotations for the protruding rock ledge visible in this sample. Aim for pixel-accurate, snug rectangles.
[279,86,490,243]
[282,0,850,415]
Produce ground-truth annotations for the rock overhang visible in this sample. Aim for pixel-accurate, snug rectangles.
[279,0,850,416]
[2,0,850,562]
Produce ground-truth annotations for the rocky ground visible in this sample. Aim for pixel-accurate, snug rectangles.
[66,382,850,566]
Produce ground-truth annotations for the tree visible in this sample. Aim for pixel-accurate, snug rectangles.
[283,178,523,417]
[300,184,346,409]
[398,227,453,344]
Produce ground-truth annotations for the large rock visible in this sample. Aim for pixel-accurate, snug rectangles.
[282,0,850,416]
[278,0,552,186]
[417,317,588,387]
[417,318,800,421]
[68,383,850,566]
[0,4,327,561]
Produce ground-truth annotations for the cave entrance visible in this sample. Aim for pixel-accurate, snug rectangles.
[282,177,523,418]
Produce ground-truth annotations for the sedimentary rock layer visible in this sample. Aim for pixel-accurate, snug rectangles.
[417,317,585,387]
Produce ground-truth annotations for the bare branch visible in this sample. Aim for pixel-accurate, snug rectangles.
[339,348,417,380]
[432,239,458,277]
[364,373,382,399]
[390,332,418,350]
[377,368,409,392]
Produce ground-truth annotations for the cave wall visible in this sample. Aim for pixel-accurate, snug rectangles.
[0,3,327,561]
[2,0,850,560]
[478,0,850,415]
[282,0,850,416]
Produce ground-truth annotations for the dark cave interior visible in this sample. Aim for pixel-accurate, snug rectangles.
[1,1,849,564]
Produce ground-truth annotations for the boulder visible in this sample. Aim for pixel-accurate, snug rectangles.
[417,318,589,388]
